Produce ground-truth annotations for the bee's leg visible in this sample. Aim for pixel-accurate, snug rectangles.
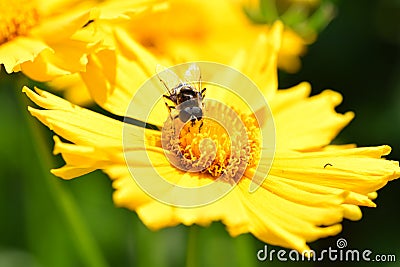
[164,103,175,124]
[170,114,181,136]
[201,88,206,98]
[164,103,176,113]
[163,95,178,135]
[167,105,176,112]
[163,95,176,113]
[163,100,176,126]
[199,119,204,133]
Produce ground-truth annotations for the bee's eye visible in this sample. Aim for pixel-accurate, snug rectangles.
[179,107,202,122]
[179,108,192,122]
[191,107,202,119]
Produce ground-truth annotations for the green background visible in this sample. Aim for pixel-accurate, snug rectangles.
[0,0,399,266]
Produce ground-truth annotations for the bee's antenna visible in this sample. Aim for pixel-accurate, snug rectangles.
[199,73,202,93]
[156,64,175,96]
[158,75,172,95]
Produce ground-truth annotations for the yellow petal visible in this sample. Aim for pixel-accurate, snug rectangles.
[237,178,343,253]
[47,73,93,106]
[278,28,307,73]
[233,21,283,100]
[23,86,123,147]
[270,146,400,194]
[342,204,362,221]
[30,7,100,43]
[36,0,97,17]
[0,37,49,73]
[50,134,113,180]
[136,184,249,231]
[20,34,102,81]
[104,165,154,209]
[270,81,311,113]
[96,0,168,21]
[368,191,378,200]
[23,87,168,183]
[260,174,376,208]
[43,39,97,72]
[80,35,160,118]
[274,89,354,150]
[80,27,169,123]
[20,50,71,81]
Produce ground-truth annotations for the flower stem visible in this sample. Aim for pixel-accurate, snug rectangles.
[186,226,199,267]
[15,81,108,267]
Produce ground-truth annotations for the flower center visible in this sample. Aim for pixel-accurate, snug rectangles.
[0,0,40,44]
[162,100,261,182]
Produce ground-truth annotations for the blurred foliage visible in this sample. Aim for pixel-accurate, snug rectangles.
[0,0,399,266]
[245,0,338,41]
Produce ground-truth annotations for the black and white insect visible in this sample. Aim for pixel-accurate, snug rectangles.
[157,64,206,127]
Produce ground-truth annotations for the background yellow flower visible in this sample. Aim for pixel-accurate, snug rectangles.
[47,0,312,105]
[128,0,306,71]
[0,0,161,81]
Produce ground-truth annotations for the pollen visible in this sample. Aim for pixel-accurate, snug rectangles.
[0,0,40,44]
[162,100,261,182]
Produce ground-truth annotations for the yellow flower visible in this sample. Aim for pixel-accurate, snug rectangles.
[48,0,307,105]
[23,22,400,253]
[0,0,162,81]
[128,0,306,72]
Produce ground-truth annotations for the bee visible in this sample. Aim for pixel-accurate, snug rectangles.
[157,64,206,128]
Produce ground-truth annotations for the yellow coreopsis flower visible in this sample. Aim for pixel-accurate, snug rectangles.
[0,0,162,81]
[23,22,400,253]
[47,0,307,105]
[128,0,306,72]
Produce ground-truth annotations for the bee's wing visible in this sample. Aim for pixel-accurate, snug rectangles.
[156,64,180,95]
[184,63,202,91]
